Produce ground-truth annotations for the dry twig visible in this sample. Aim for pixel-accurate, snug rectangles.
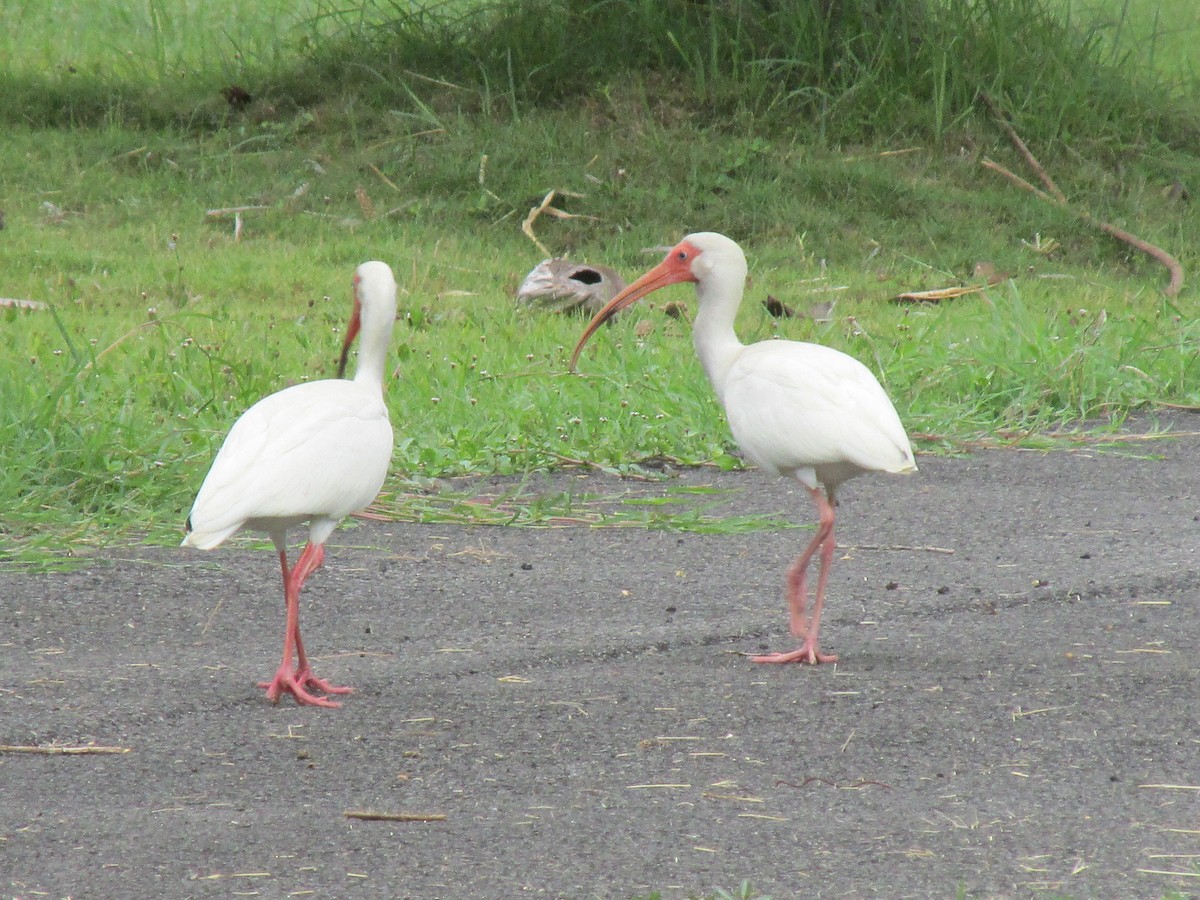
[521,189,596,256]
[980,93,1068,202]
[368,164,400,193]
[343,810,447,822]
[205,205,269,218]
[846,543,955,555]
[0,744,131,755]
[893,285,987,303]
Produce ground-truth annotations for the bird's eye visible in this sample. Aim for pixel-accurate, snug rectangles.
[676,250,689,261]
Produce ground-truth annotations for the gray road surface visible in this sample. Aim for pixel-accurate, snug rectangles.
[3,419,1199,898]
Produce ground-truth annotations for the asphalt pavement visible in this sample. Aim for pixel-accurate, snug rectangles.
[3,417,1200,899]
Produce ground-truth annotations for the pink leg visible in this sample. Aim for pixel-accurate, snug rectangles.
[258,542,351,707]
[751,487,840,665]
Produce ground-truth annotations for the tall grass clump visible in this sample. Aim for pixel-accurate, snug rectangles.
[283,0,1199,146]
[0,0,327,127]
[4,1,1195,148]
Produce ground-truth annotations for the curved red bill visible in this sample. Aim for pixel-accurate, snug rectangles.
[567,244,698,372]
[336,274,363,378]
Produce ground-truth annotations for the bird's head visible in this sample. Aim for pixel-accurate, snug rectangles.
[568,232,744,372]
[337,261,396,378]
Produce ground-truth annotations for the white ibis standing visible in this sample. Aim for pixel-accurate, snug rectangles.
[570,233,916,665]
[182,261,398,706]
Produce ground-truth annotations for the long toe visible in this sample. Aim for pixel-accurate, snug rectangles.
[257,670,345,708]
[750,645,838,665]
[295,669,353,696]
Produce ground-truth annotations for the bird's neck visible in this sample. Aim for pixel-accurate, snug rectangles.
[352,306,395,391]
[691,270,746,406]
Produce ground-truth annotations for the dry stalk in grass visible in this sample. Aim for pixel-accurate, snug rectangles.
[1137,868,1200,878]
[205,205,269,218]
[1154,401,1200,412]
[544,452,662,481]
[841,147,922,163]
[979,92,1183,297]
[344,810,447,822]
[367,164,400,193]
[0,744,131,755]
[81,320,162,372]
[893,285,987,303]
[521,189,596,256]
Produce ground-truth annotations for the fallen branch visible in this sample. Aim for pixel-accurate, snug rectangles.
[0,298,48,310]
[980,93,1068,202]
[980,93,1183,297]
[1094,219,1183,296]
[980,158,1054,204]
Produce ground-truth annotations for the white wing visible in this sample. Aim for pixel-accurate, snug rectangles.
[184,379,392,548]
[722,341,914,487]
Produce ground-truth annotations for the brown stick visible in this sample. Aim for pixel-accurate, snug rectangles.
[980,158,1055,203]
[980,95,1184,297]
[343,810,447,822]
[1095,220,1184,297]
[980,93,1068,202]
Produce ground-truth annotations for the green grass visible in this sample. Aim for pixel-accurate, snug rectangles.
[1064,0,1199,82]
[2,0,1199,565]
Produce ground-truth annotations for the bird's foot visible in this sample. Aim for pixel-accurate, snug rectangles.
[293,666,353,697]
[257,665,350,708]
[750,642,838,665]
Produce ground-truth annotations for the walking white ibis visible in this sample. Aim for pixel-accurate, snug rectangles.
[570,233,916,665]
[182,261,398,706]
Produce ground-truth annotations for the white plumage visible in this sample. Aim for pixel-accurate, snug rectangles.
[722,340,914,490]
[571,232,915,665]
[183,380,391,549]
[183,260,398,706]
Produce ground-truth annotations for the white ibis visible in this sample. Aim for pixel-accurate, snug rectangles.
[182,261,398,706]
[570,233,916,665]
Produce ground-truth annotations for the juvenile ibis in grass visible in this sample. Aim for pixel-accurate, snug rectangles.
[570,233,916,665]
[182,261,398,706]
[516,257,627,315]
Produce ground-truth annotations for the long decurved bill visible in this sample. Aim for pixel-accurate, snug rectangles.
[336,275,364,378]
[568,247,697,372]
